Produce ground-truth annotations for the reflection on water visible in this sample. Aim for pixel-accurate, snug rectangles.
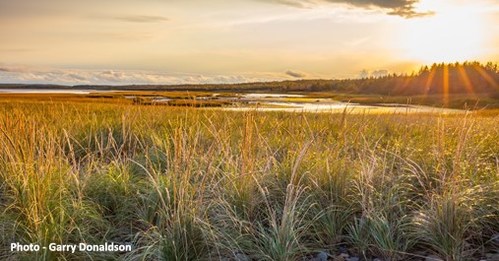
[151,98,172,103]
[241,93,305,98]
[221,101,465,114]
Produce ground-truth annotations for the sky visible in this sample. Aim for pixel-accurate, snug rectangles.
[0,0,498,85]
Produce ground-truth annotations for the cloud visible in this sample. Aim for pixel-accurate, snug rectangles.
[371,69,389,77]
[0,66,30,73]
[263,0,433,18]
[285,70,307,78]
[111,15,169,23]
[358,69,390,78]
[0,48,35,53]
[88,14,169,23]
[0,65,287,85]
[359,69,369,79]
[264,0,316,8]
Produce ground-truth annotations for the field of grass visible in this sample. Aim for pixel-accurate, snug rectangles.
[0,100,498,260]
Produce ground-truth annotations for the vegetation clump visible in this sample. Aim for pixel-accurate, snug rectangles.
[0,101,497,260]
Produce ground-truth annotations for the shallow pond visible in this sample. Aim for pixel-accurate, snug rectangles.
[0,89,465,114]
[221,102,464,114]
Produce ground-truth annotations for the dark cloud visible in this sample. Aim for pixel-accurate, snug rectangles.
[285,70,307,78]
[264,0,433,18]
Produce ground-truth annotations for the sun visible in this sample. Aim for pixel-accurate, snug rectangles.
[400,0,487,63]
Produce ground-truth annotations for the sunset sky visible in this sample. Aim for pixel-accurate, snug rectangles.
[0,0,498,85]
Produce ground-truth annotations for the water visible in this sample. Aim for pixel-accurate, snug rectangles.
[220,100,464,114]
[151,98,172,103]
[241,93,305,98]
[0,89,465,114]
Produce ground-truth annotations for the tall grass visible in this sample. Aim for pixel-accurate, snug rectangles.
[0,100,497,260]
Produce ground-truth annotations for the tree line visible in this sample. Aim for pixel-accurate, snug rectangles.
[1,61,498,97]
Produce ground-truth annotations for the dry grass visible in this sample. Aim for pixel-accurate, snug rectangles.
[0,100,497,260]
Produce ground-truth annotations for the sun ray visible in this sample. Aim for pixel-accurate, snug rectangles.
[423,68,436,97]
[457,66,476,97]
[442,65,449,107]
[394,76,412,95]
[473,65,499,90]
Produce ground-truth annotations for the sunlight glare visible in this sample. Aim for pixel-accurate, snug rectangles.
[401,0,487,63]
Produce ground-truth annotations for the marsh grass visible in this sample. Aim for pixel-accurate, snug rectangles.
[0,100,497,260]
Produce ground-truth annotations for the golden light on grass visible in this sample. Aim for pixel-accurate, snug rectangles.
[0,0,497,259]
[1,101,498,260]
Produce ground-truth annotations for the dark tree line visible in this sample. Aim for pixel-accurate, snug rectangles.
[345,61,499,96]
[1,61,498,97]
[124,61,497,96]
[202,61,498,96]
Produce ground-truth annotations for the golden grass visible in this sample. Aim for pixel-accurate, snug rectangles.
[0,99,497,260]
